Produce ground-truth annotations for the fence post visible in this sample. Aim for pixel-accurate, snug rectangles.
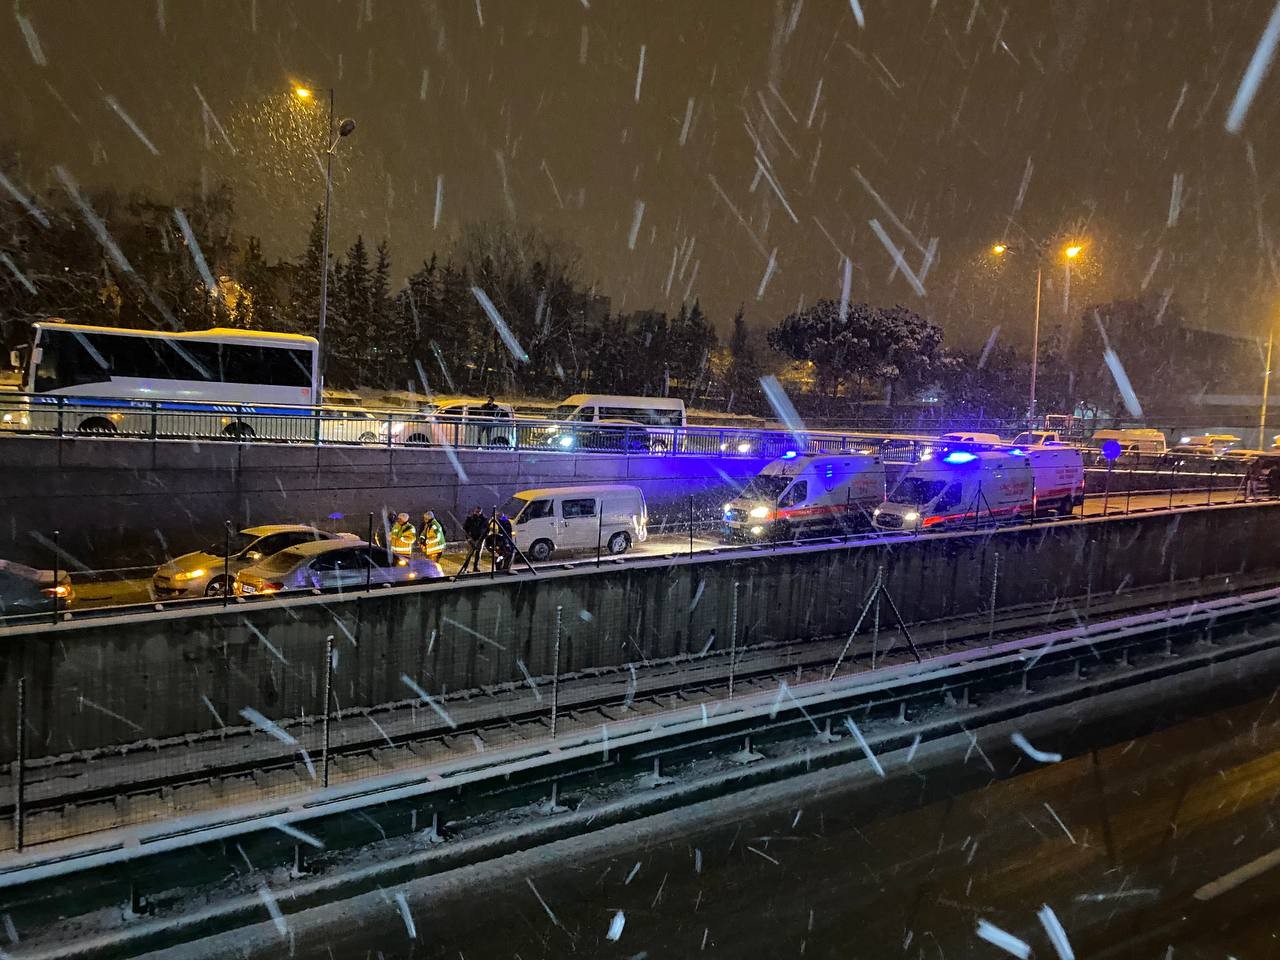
[1125,462,1134,514]
[1168,461,1176,511]
[321,636,334,788]
[988,552,1000,642]
[14,676,26,852]
[550,605,562,738]
[366,513,375,591]
[689,495,694,557]
[728,581,740,700]
[1207,459,1216,507]
[1102,460,1113,516]
[50,529,60,625]
[149,401,158,441]
[222,520,232,607]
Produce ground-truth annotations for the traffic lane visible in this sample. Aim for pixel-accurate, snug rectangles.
[64,491,1247,612]
[220,665,1280,959]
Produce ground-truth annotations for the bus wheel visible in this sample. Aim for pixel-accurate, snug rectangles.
[607,531,631,555]
[77,417,117,434]
[223,422,255,441]
[530,539,554,562]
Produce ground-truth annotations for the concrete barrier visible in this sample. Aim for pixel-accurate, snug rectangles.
[1,501,1276,764]
[0,436,772,568]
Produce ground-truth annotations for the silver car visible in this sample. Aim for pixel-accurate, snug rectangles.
[234,539,442,596]
[153,524,353,599]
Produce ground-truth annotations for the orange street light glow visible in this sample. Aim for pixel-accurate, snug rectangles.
[294,86,312,99]
[1064,244,1083,259]
[991,243,1007,255]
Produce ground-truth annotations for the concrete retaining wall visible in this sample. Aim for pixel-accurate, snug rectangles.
[0,436,772,568]
[2,501,1276,763]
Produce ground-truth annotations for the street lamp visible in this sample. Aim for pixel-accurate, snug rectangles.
[295,84,356,399]
[990,239,1087,421]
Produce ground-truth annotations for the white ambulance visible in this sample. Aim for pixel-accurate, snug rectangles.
[723,452,886,540]
[872,447,1083,532]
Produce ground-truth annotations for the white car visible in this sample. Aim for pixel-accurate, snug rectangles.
[397,399,517,447]
[234,539,442,595]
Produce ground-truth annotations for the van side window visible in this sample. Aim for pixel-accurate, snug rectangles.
[518,499,554,524]
[572,407,596,422]
[778,481,807,508]
[561,497,597,519]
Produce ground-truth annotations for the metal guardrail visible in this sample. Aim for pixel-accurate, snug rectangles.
[0,392,930,460]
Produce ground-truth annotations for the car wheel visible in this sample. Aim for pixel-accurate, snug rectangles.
[529,539,554,562]
[358,431,378,443]
[650,439,668,454]
[204,576,229,597]
[223,422,255,441]
[489,436,511,447]
[78,417,117,434]
[406,433,431,445]
[607,531,631,555]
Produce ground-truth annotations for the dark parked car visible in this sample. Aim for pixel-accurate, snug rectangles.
[0,559,74,616]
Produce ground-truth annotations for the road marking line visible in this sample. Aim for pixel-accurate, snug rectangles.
[1193,845,1280,901]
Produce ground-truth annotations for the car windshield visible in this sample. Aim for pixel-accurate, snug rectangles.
[204,531,258,557]
[501,496,530,519]
[888,478,947,506]
[255,549,304,576]
[738,475,791,501]
[551,404,580,419]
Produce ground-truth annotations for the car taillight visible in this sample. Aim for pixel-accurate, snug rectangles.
[41,585,70,598]
[264,582,284,593]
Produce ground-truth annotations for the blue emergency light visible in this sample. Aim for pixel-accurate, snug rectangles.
[781,450,798,459]
[1100,439,1123,462]
[943,450,978,464]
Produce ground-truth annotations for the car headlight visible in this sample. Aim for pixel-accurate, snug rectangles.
[904,511,919,522]
[2,413,11,423]
[750,525,764,535]
[173,568,207,581]
[723,502,732,513]
[736,441,751,453]
[557,435,574,448]
[749,505,769,519]
[873,508,881,517]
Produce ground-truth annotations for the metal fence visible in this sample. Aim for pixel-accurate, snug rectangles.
[0,392,934,459]
[0,489,1275,857]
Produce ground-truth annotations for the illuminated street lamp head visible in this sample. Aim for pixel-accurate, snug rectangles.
[1064,244,1083,259]
[991,243,1008,256]
[293,86,312,100]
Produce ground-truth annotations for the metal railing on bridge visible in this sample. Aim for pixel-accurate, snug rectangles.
[0,392,930,462]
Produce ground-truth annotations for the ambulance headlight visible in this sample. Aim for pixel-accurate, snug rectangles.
[904,511,919,522]
[749,506,769,519]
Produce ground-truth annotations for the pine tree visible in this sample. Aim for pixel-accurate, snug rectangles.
[290,206,326,336]
[726,305,761,410]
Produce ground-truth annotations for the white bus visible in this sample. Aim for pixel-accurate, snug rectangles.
[5,321,320,440]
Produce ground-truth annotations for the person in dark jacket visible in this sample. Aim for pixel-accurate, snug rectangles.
[462,507,487,571]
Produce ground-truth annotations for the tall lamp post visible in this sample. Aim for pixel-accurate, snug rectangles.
[990,240,1084,422]
[295,85,356,399]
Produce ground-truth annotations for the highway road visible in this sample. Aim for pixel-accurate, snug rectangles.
[72,487,1245,612]
[174,656,1280,960]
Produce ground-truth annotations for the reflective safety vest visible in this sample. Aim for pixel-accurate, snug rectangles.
[390,521,416,556]
[419,519,446,560]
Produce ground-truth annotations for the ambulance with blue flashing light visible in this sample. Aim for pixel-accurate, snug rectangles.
[871,446,1083,532]
[722,451,886,540]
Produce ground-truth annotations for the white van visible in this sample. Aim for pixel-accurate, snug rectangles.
[1089,428,1167,456]
[504,485,648,561]
[874,450,1033,532]
[723,453,885,540]
[546,394,686,453]
[919,431,1006,461]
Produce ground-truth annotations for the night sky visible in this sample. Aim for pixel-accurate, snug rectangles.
[2,0,1280,348]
